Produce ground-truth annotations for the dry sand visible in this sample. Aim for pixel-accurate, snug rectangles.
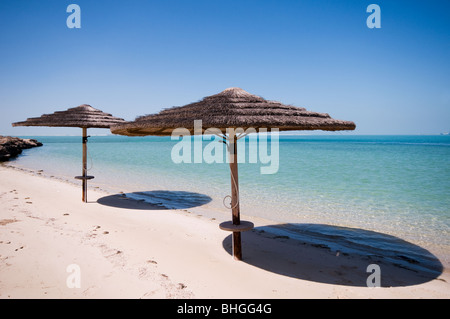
[0,165,449,299]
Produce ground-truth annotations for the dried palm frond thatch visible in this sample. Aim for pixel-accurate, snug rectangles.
[12,104,125,128]
[111,87,355,136]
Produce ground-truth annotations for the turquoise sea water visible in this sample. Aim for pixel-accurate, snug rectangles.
[8,134,450,271]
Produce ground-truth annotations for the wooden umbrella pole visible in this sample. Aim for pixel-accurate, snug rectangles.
[229,133,242,260]
[82,127,87,203]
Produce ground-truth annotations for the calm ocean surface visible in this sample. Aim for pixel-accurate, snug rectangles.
[9,134,450,271]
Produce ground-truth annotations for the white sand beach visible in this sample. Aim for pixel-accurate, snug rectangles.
[0,164,449,299]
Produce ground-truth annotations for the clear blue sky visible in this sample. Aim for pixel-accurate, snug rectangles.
[1,0,449,135]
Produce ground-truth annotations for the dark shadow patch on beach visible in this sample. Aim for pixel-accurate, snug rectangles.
[97,190,212,210]
[222,223,444,287]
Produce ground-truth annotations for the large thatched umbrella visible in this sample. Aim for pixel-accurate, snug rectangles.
[111,87,356,260]
[12,104,125,202]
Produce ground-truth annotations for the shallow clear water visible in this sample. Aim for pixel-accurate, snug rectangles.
[9,134,450,270]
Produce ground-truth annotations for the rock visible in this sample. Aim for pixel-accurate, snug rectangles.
[0,136,43,162]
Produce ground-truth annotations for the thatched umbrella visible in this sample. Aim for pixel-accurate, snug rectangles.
[12,104,125,202]
[111,87,356,260]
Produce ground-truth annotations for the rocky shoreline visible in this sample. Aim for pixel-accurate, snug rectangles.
[0,136,43,161]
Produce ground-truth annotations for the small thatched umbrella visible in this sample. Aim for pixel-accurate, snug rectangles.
[12,104,125,202]
[111,87,356,260]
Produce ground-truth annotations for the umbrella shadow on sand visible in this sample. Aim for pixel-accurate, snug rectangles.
[222,223,444,287]
[97,190,212,210]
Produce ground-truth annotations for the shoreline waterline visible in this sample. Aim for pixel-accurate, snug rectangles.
[4,135,450,272]
[1,162,447,279]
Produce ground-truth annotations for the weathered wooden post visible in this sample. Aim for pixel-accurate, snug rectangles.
[82,127,87,202]
[219,132,254,260]
[229,133,242,260]
[75,127,94,202]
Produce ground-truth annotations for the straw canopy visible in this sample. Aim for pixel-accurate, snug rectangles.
[12,104,125,129]
[111,87,355,136]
